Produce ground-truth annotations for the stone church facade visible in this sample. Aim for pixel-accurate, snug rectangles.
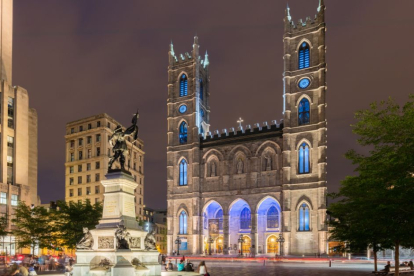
[167,1,328,256]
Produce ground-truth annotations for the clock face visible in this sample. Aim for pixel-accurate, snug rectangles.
[298,78,311,89]
[179,105,187,114]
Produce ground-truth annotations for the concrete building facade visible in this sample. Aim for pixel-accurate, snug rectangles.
[64,113,145,219]
[0,0,39,255]
[167,2,327,256]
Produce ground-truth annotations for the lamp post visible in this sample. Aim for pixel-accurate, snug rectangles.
[238,235,244,257]
[276,233,285,257]
[174,236,181,256]
[208,236,214,255]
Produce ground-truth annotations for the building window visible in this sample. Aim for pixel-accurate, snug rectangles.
[133,163,136,170]
[299,203,310,231]
[7,97,14,129]
[179,122,188,144]
[0,192,7,204]
[134,175,137,182]
[179,159,188,186]
[87,149,92,158]
[11,195,19,206]
[96,147,101,156]
[139,178,142,184]
[86,175,91,183]
[79,126,83,132]
[69,166,74,173]
[7,156,13,184]
[179,74,188,97]
[139,166,142,173]
[216,209,223,230]
[69,189,73,197]
[139,155,142,162]
[95,186,100,194]
[70,127,75,134]
[79,151,83,160]
[95,173,100,182]
[87,163,91,171]
[76,165,81,173]
[88,123,92,130]
[139,198,142,205]
[107,122,111,128]
[140,188,142,195]
[298,98,310,125]
[70,140,75,148]
[267,206,279,228]
[70,153,74,162]
[179,211,188,234]
[96,162,100,169]
[298,42,310,69]
[134,152,137,159]
[79,138,83,146]
[240,207,251,229]
[86,187,91,195]
[78,176,82,184]
[78,188,82,196]
[298,142,310,174]
[97,121,101,127]
[87,136,92,144]
[69,177,74,185]
[96,134,101,142]
[95,198,99,204]
[199,79,203,100]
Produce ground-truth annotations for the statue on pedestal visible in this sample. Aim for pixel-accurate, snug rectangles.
[237,159,244,174]
[265,155,272,171]
[144,230,157,250]
[76,227,94,250]
[115,225,131,249]
[108,111,139,171]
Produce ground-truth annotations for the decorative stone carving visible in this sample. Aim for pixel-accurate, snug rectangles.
[130,237,141,248]
[210,162,216,177]
[98,258,112,269]
[237,159,244,174]
[76,227,94,250]
[144,230,157,250]
[98,236,114,249]
[132,258,146,268]
[115,225,131,249]
[265,155,272,171]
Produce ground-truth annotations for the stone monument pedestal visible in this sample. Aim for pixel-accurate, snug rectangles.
[73,171,161,276]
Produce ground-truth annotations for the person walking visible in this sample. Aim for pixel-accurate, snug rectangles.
[198,261,209,276]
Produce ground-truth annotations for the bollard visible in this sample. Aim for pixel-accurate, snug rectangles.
[329,259,331,267]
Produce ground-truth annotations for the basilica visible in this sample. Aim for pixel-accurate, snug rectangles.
[166,0,327,256]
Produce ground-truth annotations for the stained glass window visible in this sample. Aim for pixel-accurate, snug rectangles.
[179,159,188,186]
[267,206,279,228]
[179,122,188,144]
[299,203,310,231]
[180,74,188,97]
[298,42,310,69]
[298,98,310,125]
[179,211,188,234]
[216,209,223,230]
[240,207,251,229]
[298,143,310,174]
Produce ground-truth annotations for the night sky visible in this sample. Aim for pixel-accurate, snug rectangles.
[12,0,413,210]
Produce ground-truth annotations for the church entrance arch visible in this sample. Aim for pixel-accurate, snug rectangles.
[202,200,223,253]
[242,235,251,253]
[256,196,281,254]
[266,235,279,254]
[229,199,251,250]
[216,236,224,254]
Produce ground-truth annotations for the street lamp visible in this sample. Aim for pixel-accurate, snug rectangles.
[277,233,285,257]
[238,235,245,257]
[208,236,214,255]
[174,236,181,256]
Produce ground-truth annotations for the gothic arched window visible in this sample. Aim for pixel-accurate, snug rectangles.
[298,98,310,125]
[298,42,310,69]
[216,209,223,230]
[240,207,251,229]
[298,142,310,174]
[199,79,204,100]
[180,74,188,97]
[299,203,310,231]
[267,206,279,229]
[179,122,188,144]
[179,211,188,234]
[179,159,188,186]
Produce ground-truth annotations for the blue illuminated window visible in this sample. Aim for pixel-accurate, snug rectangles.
[299,203,310,231]
[179,159,188,186]
[179,211,188,234]
[200,79,203,100]
[298,98,310,125]
[298,142,310,174]
[180,74,188,97]
[200,125,204,135]
[298,42,310,69]
[216,209,223,230]
[203,213,208,229]
[179,122,188,144]
[240,207,251,229]
[267,206,279,229]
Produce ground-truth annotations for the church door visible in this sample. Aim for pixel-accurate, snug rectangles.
[242,236,251,253]
[267,235,279,254]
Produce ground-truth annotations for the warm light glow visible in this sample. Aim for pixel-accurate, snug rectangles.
[270,238,275,242]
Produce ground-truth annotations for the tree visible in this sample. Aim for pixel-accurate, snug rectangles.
[0,215,8,237]
[11,203,54,255]
[53,200,102,249]
[328,95,414,276]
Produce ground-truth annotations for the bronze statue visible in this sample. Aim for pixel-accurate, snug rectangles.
[115,225,131,249]
[108,111,139,171]
[144,229,157,250]
[76,227,94,249]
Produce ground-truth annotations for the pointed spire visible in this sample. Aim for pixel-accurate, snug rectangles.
[286,3,292,22]
[204,50,209,68]
[169,40,175,55]
[317,0,325,12]
[193,34,199,48]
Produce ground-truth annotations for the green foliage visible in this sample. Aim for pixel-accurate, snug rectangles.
[0,215,8,237]
[53,200,102,249]
[328,95,414,274]
[11,203,55,254]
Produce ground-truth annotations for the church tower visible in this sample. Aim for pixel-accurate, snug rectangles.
[281,0,328,254]
[166,36,210,254]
